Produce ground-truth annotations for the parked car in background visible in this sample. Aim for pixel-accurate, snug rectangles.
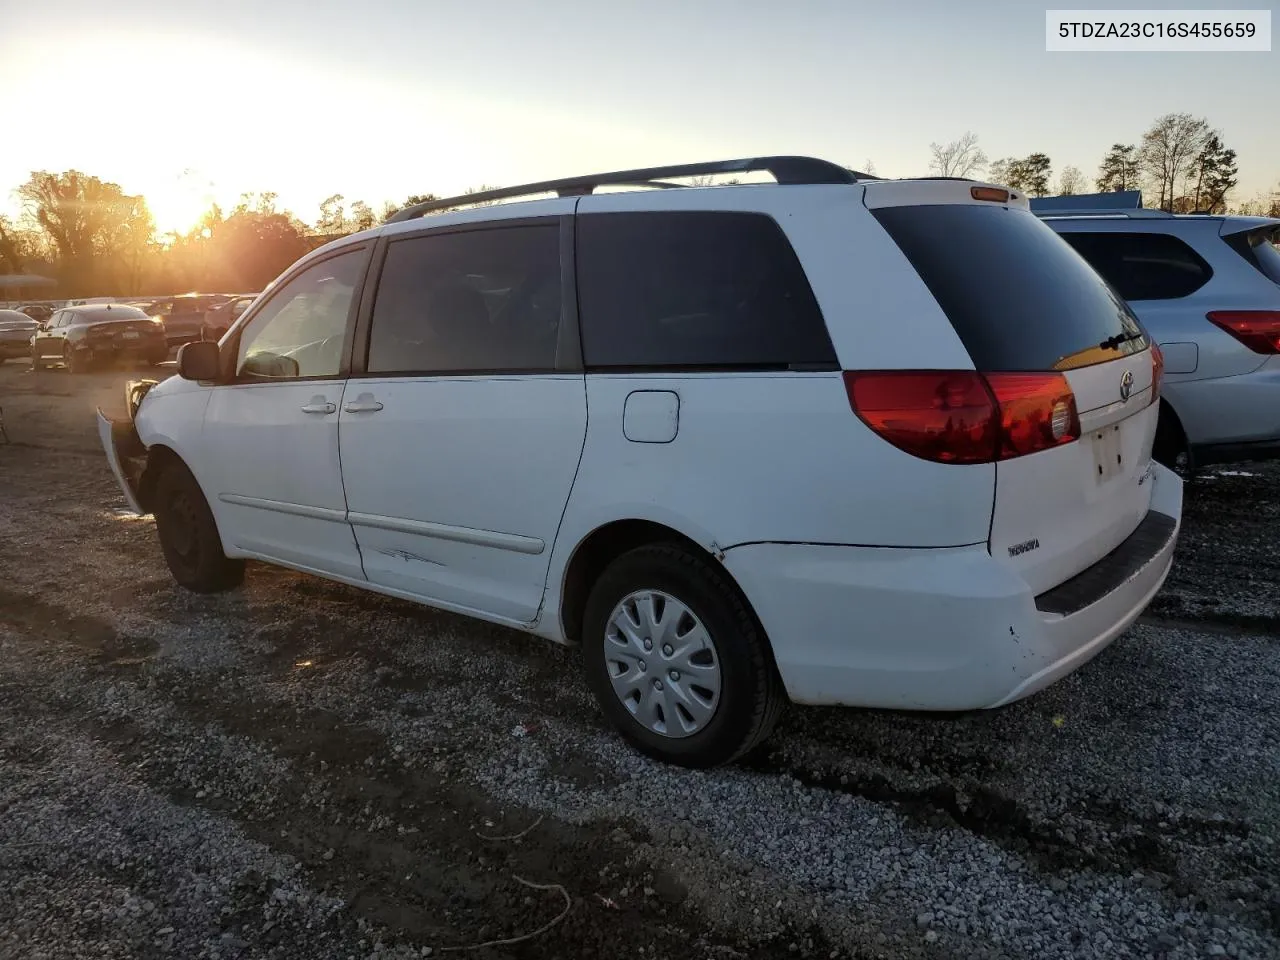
[0,309,40,361]
[1040,209,1280,469]
[99,156,1182,768]
[18,304,53,324]
[33,303,168,372]
[141,294,236,348]
[201,293,258,342]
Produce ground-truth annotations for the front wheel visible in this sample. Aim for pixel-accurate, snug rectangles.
[581,543,785,768]
[153,461,245,593]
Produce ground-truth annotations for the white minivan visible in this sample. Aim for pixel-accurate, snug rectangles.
[100,156,1183,767]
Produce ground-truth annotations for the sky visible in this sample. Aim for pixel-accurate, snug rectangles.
[0,0,1275,234]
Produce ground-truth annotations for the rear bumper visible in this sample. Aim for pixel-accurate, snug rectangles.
[81,339,168,357]
[723,462,1183,711]
[1167,358,1280,456]
[96,409,147,515]
[1190,438,1280,468]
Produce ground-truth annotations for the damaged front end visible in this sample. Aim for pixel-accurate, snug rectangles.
[97,378,159,516]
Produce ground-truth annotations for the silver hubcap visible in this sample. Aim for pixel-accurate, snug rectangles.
[604,590,721,739]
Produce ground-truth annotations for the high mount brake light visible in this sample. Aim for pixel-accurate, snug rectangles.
[843,370,1081,465]
[970,186,1010,203]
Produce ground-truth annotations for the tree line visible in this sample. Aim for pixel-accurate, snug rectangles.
[2,119,1277,299]
[928,112,1278,215]
[0,176,472,299]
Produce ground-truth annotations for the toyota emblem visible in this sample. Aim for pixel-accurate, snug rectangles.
[1119,369,1134,401]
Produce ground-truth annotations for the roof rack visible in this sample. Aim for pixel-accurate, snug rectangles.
[385,156,873,223]
[1034,208,1175,219]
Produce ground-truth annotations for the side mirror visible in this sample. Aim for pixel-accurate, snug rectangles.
[177,340,221,381]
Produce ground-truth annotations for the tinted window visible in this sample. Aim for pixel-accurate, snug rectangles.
[576,212,836,370]
[1225,228,1280,285]
[236,248,364,380]
[367,225,561,374]
[873,205,1147,371]
[88,306,148,321]
[1058,231,1213,301]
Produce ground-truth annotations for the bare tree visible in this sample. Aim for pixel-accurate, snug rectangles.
[1056,165,1086,196]
[928,132,987,178]
[0,216,24,273]
[1139,113,1211,212]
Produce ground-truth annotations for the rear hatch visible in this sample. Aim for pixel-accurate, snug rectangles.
[91,319,162,340]
[868,187,1160,595]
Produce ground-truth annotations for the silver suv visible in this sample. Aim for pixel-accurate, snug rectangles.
[1039,208,1280,469]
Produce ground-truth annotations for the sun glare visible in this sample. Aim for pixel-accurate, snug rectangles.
[147,185,213,238]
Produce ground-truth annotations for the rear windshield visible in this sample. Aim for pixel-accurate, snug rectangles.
[88,306,148,320]
[872,205,1148,371]
[1226,228,1280,285]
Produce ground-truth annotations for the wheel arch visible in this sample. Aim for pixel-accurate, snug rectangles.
[137,443,185,514]
[557,518,763,651]
[1154,397,1190,470]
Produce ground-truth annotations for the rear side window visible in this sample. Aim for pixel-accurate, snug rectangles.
[367,224,561,374]
[872,205,1147,372]
[1058,231,1213,301]
[576,211,836,370]
[1224,228,1280,285]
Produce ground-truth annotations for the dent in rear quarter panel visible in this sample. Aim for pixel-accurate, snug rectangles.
[550,372,995,559]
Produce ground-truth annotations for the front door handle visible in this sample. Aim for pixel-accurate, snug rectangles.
[343,392,384,413]
[301,396,336,415]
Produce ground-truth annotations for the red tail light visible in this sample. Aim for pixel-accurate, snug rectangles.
[1206,311,1280,354]
[843,370,1080,465]
[1150,343,1164,404]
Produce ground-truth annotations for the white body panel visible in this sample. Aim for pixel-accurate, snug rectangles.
[200,381,364,580]
[558,372,994,550]
[726,463,1181,709]
[336,375,587,622]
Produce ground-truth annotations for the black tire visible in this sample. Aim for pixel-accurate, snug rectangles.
[66,345,90,374]
[30,348,45,371]
[581,543,785,768]
[153,460,245,593]
[1153,401,1189,473]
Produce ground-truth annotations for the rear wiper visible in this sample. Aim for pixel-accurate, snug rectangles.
[1098,331,1143,351]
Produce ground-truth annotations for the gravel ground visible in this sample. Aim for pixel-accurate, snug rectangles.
[0,359,1277,960]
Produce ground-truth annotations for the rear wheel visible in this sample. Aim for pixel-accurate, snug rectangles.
[65,345,90,374]
[1153,400,1189,473]
[153,460,245,593]
[581,543,784,768]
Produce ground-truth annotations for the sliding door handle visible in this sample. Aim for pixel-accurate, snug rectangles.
[343,392,384,413]
[300,397,336,415]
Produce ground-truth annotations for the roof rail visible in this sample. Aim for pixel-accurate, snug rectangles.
[1034,208,1176,220]
[385,156,870,223]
